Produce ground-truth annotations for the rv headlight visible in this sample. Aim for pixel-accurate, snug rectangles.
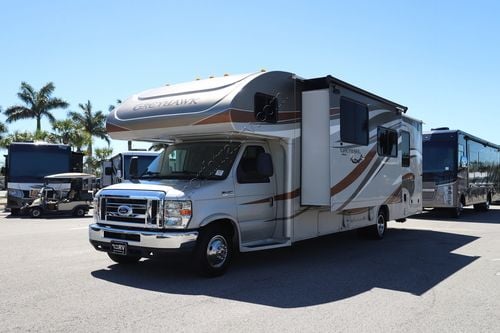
[8,189,24,199]
[93,197,100,219]
[163,200,192,228]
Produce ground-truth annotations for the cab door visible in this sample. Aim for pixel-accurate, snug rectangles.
[234,144,277,244]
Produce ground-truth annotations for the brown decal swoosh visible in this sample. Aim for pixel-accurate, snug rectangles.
[331,146,377,196]
[384,185,402,204]
[106,123,130,133]
[241,188,301,205]
[195,109,301,126]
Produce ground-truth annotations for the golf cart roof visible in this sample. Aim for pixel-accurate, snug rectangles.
[44,172,96,180]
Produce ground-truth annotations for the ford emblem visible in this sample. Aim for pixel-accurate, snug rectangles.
[117,205,133,216]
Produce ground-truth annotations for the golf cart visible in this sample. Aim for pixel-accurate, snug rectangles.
[23,172,96,218]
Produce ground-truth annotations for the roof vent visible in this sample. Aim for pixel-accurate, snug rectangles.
[431,127,449,131]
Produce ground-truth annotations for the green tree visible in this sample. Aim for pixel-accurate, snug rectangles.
[0,107,7,139]
[53,119,78,145]
[68,100,109,157]
[95,147,113,161]
[86,147,113,176]
[4,82,69,131]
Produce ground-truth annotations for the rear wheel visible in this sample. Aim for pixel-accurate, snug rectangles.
[369,209,387,239]
[194,224,233,277]
[30,207,42,218]
[107,253,141,264]
[482,195,491,211]
[451,199,464,218]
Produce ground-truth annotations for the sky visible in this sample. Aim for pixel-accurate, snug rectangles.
[1,0,500,158]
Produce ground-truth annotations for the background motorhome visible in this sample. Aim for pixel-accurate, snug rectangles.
[100,151,159,187]
[423,128,500,217]
[6,142,84,215]
[90,70,423,276]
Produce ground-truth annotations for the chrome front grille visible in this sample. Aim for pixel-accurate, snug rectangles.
[99,195,162,227]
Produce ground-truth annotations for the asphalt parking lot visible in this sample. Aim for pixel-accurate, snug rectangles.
[0,207,499,332]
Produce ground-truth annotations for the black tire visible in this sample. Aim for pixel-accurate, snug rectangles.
[451,200,464,218]
[482,195,491,211]
[73,207,86,217]
[370,209,387,240]
[10,208,20,216]
[194,224,233,277]
[30,207,43,218]
[107,253,141,264]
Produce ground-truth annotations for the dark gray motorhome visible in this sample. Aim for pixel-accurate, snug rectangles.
[423,128,500,217]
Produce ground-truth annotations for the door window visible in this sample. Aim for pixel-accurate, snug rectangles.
[237,146,270,184]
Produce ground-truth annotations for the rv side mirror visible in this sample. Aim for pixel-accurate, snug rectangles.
[129,156,139,178]
[257,153,274,177]
[104,167,113,176]
[460,156,468,168]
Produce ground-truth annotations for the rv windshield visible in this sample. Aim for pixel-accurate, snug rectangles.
[423,139,456,180]
[140,142,241,180]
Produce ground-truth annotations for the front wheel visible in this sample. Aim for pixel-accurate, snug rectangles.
[194,225,233,277]
[73,207,86,217]
[451,200,464,218]
[30,207,43,218]
[107,253,141,264]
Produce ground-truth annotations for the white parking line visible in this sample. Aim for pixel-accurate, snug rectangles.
[70,226,89,230]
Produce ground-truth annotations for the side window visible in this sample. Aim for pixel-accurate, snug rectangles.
[458,144,465,166]
[340,97,369,145]
[401,131,410,167]
[377,127,398,157]
[237,146,270,184]
[254,93,278,123]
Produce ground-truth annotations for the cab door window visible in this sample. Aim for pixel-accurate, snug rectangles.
[237,146,270,183]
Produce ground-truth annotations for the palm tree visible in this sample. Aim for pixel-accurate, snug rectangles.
[53,119,78,145]
[4,82,69,131]
[69,100,109,157]
[0,107,7,140]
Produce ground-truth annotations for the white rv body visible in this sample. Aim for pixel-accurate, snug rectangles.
[89,71,422,275]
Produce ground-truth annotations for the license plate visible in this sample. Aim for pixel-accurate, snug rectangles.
[111,241,127,255]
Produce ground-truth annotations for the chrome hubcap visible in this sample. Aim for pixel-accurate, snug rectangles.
[377,215,385,236]
[206,235,228,268]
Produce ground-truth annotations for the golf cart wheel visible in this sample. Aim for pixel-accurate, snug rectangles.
[30,207,42,218]
[73,207,86,217]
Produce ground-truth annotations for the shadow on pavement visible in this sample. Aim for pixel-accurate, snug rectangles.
[412,207,500,224]
[91,228,479,308]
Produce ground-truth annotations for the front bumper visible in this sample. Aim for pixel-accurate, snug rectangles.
[89,224,198,255]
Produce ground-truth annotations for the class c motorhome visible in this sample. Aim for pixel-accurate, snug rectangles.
[89,71,423,276]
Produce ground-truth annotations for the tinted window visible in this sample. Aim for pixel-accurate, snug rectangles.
[8,146,71,182]
[140,142,240,180]
[237,146,270,183]
[254,93,278,123]
[123,155,158,179]
[401,131,410,167]
[377,127,398,157]
[340,97,368,145]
